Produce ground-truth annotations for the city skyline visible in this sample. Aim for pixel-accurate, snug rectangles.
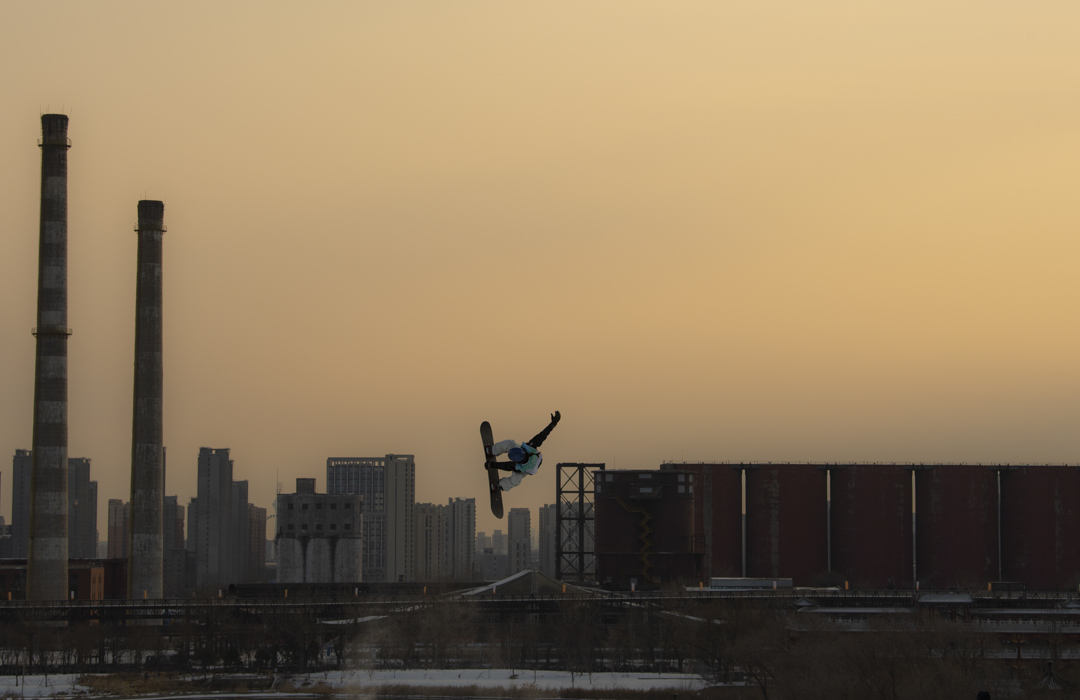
[3,2,1080,538]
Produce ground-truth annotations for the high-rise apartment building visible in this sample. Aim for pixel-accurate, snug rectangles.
[189,448,263,590]
[232,480,250,582]
[508,508,531,575]
[539,503,557,578]
[246,503,267,583]
[492,529,506,555]
[327,454,415,582]
[194,447,238,590]
[477,548,507,580]
[415,503,445,580]
[444,497,476,581]
[10,450,31,559]
[476,531,492,555]
[107,499,129,559]
[68,457,98,559]
[0,475,8,557]
[0,515,9,559]
[186,497,198,554]
[163,495,188,598]
[163,495,184,552]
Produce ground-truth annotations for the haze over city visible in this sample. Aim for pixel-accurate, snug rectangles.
[2,2,1080,537]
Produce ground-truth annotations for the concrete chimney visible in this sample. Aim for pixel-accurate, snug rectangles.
[27,114,71,601]
[128,200,165,599]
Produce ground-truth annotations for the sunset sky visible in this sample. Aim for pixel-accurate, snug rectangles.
[2,2,1079,538]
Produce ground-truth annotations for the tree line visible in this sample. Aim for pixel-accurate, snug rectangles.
[0,592,1074,698]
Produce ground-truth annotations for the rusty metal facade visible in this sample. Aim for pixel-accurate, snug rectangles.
[602,463,1080,591]
[1001,466,1080,590]
[662,463,742,579]
[831,464,913,588]
[915,464,998,589]
[594,470,698,588]
[745,464,828,586]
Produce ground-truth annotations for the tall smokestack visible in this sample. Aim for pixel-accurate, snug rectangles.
[27,114,71,601]
[128,200,165,599]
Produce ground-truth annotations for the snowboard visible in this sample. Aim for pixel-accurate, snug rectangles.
[481,421,504,519]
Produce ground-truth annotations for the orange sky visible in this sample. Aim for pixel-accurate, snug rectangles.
[2,2,1079,538]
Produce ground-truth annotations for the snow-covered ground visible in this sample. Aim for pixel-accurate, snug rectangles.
[0,674,86,698]
[330,668,707,692]
[0,670,708,698]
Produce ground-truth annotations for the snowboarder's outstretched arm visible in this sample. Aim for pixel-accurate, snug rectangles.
[526,410,561,449]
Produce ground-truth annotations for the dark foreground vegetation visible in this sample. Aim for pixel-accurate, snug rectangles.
[1,591,1077,699]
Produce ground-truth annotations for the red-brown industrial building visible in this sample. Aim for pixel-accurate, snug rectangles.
[0,559,127,600]
[688,463,743,578]
[1001,466,1080,589]
[634,463,1080,591]
[744,464,828,584]
[594,470,701,588]
[831,464,912,589]
[915,464,999,589]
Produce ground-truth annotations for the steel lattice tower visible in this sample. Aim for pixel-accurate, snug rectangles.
[555,462,603,584]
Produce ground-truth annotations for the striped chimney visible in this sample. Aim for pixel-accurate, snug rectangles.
[27,114,72,601]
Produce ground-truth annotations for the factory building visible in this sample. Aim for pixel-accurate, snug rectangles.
[594,470,700,589]
[745,464,827,584]
[326,454,415,582]
[1000,466,1080,588]
[661,463,1080,591]
[276,478,362,584]
[915,464,998,589]
[831,464,911,589]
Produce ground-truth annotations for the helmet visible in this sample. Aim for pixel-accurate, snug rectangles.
[508,447,529,463]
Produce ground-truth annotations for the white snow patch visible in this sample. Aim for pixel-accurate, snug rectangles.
[0,674,87,698]
[0,669,707,697]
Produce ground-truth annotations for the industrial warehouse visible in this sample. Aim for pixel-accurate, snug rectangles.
[592,463,1080,592]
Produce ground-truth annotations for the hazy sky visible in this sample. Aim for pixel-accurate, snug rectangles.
[2,2,1079,538]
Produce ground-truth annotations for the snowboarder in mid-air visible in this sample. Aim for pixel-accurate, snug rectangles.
[486,411,561,492]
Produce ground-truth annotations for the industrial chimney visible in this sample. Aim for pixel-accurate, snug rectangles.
[128,200,165,600]
[27,114,71,601]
